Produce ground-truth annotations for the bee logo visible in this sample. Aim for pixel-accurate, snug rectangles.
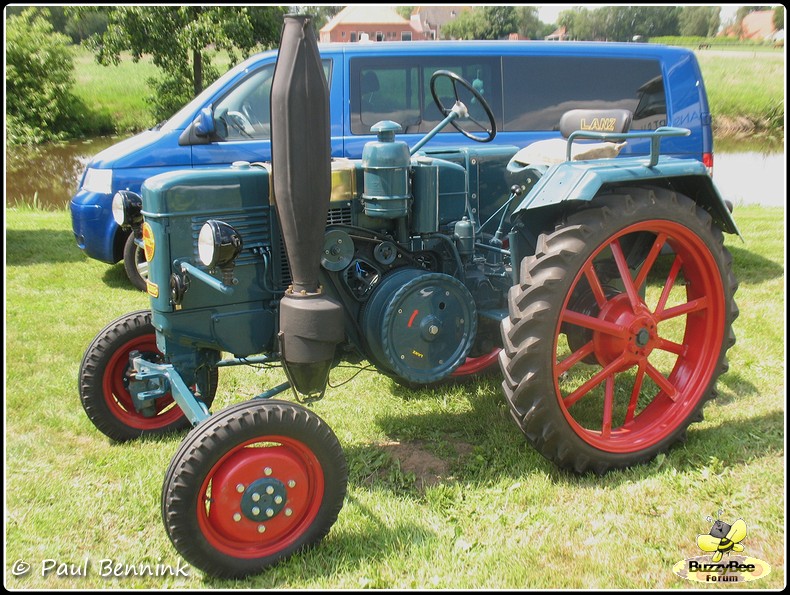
[697,510,747,562]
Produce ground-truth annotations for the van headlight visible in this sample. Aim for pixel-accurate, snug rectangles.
[82,168,113,194]
[198,220,243,268]
[111,191,143,227]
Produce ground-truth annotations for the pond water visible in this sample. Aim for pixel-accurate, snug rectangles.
[4,135,785,210]
[5,135,128,210]
[713,151,786,208]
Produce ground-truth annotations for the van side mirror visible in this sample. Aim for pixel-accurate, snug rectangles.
[194,107,215,137]
[179,107,216,146]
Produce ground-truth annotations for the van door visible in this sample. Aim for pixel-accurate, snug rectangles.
[191,58,343,168]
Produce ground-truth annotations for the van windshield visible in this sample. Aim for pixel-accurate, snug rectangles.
[159,54,271,133]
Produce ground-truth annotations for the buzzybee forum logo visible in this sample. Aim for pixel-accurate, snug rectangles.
[673,510,771,583]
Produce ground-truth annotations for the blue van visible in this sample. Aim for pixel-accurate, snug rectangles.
[70,40,714,289]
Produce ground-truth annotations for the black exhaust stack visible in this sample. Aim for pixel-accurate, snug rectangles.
[270,14,344,398]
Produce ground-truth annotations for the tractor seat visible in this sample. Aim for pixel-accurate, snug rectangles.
[510,109,633,167]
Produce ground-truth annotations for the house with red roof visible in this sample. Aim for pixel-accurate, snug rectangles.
[319,5,431,43]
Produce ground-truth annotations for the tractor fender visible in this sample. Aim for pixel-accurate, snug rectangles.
[512,156,740,238]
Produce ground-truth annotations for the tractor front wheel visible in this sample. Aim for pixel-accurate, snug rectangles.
[161,400,347,578]
[79,310,217,441]
[499,187,738,474]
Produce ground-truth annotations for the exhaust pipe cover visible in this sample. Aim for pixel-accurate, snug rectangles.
[270,14,344,397]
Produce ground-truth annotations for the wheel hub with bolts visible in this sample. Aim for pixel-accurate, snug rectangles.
[204,444,312,545]
[239,478,288,522]
[593,294,659,368]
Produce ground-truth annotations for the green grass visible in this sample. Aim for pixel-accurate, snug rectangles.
[71,47,161,132]
[4,205,784,588]
[70,46,234,134]
[696,50,785,136]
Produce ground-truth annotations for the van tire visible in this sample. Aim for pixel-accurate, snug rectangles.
[123,232,148,292]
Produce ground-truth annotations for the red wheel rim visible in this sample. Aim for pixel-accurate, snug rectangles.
[452,348,501,376]
[553,220,725,452]
[196,436,324,558]
[103,334,183,430]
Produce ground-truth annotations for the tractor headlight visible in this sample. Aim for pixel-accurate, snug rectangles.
[82,167,113,194]
[111,190,143,228]
[198,220,243,268]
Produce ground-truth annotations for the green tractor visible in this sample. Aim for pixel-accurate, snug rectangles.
[80,15,738,578]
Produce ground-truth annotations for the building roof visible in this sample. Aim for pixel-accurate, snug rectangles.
[721,9,778,40]
[741,10,777,40]
[411,6,469,28]
[320,5,409,33]
[545,26,568,41]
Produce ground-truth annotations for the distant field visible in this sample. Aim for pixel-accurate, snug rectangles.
[695,49,784,138]
[71,46,233,133]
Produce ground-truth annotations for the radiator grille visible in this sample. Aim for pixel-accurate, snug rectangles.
[191,208,270,267]
[279,204,353,286]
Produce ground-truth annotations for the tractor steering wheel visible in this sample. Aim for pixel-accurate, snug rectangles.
[430,70,496,143]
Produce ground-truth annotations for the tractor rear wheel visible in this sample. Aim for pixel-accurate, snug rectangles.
[161,400,347,578]
[499,187,738,474]
[79,310,217,441]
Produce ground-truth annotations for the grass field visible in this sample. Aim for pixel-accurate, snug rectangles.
[70,46,234,133]
[4,205,785,589]
[696,49,785,138]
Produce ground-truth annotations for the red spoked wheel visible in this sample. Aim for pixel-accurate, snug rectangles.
[500,187,738,474]
[79,310,217,441]
[162,400,347,578]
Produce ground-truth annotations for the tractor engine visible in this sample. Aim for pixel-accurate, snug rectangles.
[318,122,514,384]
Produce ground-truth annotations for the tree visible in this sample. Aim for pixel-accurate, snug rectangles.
[773,6,784,32]
[515,6,543,39]
[441,6,518,40]
[5,5,108,43]
[294,5,344,31]
[85,6,286,121]
[395,6,415,21]
[557,5,680,41]
[64,7,109,42]
[559,7,605,40]
[679,6,721,37]
[6,9,82,143]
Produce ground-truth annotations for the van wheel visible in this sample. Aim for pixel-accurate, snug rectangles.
[499,187,738,474]
[123,232,148,292]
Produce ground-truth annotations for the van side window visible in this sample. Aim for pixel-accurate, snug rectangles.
[213,60,332,142]
[502,56,666,132]
[351,57,501,135]
[358,67,421,132]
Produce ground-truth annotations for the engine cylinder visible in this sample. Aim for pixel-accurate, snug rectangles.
[411,158,439,234]
[361,268,477,384]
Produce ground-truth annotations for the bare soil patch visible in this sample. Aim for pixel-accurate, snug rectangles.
[376,439,474,489]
